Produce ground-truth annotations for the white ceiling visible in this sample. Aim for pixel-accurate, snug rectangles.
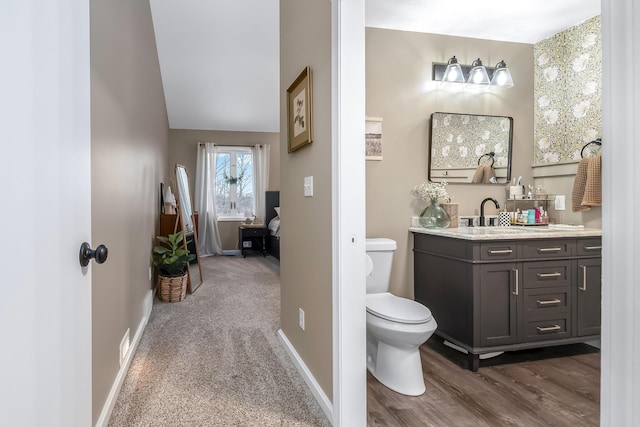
[150,0,600,133]
[150,0,280,132]
[366,0,601,44]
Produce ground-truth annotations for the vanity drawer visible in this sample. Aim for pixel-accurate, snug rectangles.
[523,317,571,342]
[523,287,571,316]
[522,260,573,289]
[577,238,602,256]
[522,240,574,259]
[479,242,519,261]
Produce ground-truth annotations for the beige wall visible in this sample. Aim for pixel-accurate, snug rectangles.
[90,0,169,424]
[366,28,535,299]
[280,0,334,400]
[167,129,280,250]
[533,173,602,228]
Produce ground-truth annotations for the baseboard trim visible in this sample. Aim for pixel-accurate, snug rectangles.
[277,329,333,424]
[95,289,153,427]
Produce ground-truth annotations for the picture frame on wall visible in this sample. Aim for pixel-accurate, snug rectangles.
[287,66,313,153]
[365,116,383,160]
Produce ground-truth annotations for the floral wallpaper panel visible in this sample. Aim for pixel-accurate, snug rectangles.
[534,15,602,164]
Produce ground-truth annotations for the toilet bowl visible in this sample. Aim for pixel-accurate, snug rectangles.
[365,238,437,396]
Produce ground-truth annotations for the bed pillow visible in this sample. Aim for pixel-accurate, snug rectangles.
[274,206,280,216]
[268,216,280,237]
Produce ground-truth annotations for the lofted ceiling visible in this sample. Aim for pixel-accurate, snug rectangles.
[149,0,600,133]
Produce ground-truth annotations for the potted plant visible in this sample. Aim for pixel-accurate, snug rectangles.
[153,231,195,302]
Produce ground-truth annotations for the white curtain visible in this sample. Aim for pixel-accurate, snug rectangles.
[194,143,224,256]
[252,144,270,222]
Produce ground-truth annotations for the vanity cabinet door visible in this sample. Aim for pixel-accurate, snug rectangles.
[577,258,602,336]
[479,263,518,347]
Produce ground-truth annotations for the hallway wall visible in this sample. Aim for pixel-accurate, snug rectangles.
[280,0,334,400]
[90,0,169,423]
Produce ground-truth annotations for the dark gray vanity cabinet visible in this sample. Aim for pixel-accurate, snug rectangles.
[413,233,601,371]
[577,259,602,336]
[478,262,518,347]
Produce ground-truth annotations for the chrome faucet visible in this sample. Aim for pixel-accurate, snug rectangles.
[479,198,500,226]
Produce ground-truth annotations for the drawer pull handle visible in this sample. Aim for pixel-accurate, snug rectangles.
[584,245,602,250]
[580,265,587,291]
[537,325,562,332]
[489,249,513,254]
[537,299,561,305]
[512,268,519,296]
[536,272,562,279]
[537,247,562,252]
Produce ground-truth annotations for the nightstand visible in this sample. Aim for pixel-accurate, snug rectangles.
[238,225,268,257]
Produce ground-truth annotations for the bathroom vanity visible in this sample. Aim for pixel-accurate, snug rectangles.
[410,226,602,371]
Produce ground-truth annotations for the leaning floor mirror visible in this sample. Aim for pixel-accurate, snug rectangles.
[174,164,204,293]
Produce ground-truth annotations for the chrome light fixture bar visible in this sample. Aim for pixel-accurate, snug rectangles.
[433,57,514,88]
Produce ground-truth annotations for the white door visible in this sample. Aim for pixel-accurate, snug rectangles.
[0,0,92,425]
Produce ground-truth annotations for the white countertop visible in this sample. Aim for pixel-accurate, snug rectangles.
[409,225,602,240]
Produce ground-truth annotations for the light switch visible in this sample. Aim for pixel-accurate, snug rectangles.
[304,176,313,197]
[554,195,566,211]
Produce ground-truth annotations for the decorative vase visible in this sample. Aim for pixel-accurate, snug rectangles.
[419,200,451,228]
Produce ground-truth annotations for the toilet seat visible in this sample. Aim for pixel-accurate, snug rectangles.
[366,293,432,324]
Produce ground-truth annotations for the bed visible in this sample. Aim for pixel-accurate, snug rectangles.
[265,191,280,259]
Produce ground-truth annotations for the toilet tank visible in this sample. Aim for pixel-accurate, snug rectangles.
[366,238,397,294]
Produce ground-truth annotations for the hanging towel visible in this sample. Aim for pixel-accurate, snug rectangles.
[471,165,496,183]
[582,155,602,206]
[485,165,497,184]
[572,156,602,211]
[471,165,485,183]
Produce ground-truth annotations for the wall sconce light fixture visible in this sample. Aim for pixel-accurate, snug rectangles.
[434,56,514,88]
[467,58,491,85]
[441,56,465,83]
[490,60,514,87]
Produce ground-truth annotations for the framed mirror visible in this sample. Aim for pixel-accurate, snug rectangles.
[174,164,204,293]
[428,112,514,184]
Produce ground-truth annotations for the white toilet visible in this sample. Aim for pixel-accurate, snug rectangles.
[365,238,437,396]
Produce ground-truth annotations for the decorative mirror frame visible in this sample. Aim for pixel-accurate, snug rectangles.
[428,112,514,184]
[174,164,204,293]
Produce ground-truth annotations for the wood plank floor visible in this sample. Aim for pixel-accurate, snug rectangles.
[367,338,600,427]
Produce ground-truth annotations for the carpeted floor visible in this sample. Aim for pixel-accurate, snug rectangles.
[108,255,330,427]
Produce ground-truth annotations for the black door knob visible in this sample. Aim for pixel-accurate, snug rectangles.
[79,242,109,267]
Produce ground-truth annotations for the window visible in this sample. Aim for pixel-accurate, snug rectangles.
[215,147,254,219]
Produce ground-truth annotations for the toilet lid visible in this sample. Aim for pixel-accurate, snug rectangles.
[366,293,433,324]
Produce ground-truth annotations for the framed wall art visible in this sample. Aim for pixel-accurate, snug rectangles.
[287,66,313,153]
[365,116,383,160]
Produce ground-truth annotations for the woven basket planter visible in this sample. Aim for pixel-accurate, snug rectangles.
[157,272,188,303]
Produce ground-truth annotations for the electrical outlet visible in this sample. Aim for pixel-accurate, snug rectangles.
[119,329,130,367]
[299,308,305,330]
[554,195,566,211]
